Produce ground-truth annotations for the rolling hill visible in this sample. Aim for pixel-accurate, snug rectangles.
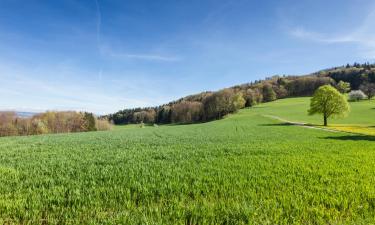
[1,98,375,224]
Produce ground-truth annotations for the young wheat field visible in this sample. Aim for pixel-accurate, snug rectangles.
[1,98,375,224]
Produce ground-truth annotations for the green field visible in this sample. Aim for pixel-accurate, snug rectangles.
[253,97,375,135]
[1,98,375,224]
[252,97,375,125]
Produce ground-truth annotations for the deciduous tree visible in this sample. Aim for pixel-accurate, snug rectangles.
[359,82,375,100]
[348,90,366,101]
[336,80,351,93]
[262,83,276,102]
[308,85,350,126]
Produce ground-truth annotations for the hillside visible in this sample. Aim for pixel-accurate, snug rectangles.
[108,62,375,125]
[15,112,37,118]
[2,98,375,224]
[253,97,375,135]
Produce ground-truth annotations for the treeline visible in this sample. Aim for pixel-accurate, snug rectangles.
[319,62,375,89]
[0,111,112,137]
[108,62,375,125]
[107,75,334,125]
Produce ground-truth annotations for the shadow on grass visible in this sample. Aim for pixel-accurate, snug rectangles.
[253,106,269,109]
[259,123,295,126]
[259,122,316,127]
[323,135,375,141]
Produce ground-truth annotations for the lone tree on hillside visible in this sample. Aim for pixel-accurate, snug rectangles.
[308,85,350,126]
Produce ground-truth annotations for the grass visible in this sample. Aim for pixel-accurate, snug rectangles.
[1,99,375,224]
[253,97,375,135]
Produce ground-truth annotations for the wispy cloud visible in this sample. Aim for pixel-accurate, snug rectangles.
[107,52,180,61]
[99,45,181,62]
[0,63,170,114]
[289,27,353,43]
[288,8,375,59]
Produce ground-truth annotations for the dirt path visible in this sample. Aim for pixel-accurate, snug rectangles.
[262,115,342,133]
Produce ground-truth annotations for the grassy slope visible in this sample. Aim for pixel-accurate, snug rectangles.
[253,97,375,135]
[1,102,375,224]
[252,97,375,125]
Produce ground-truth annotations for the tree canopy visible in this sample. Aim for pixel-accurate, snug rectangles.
[360,82,375,100]
[336,80,351,93]
[308,85,350,126]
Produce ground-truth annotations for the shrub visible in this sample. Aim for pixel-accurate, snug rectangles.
[96,119,113,131]
[348,90,367,101]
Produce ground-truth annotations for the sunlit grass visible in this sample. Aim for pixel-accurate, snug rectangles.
[253,97,375,136]
[1,99,375,224]
[327,125,375,136]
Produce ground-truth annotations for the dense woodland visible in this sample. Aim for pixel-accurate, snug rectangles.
[0,111,112,137]
[107,63,375,125]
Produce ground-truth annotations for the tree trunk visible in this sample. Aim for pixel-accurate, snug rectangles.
[323,115,327,126]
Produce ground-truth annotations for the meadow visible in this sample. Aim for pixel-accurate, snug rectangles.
[1,98,375,224]
[254,97,375,135]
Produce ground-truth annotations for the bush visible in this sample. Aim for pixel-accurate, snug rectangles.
[96,119,113,131]
[348,90,367,101]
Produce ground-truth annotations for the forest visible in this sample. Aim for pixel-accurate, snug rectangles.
[107,63,375,125]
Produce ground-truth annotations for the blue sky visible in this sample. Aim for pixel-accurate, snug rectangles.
[0,0,374,114]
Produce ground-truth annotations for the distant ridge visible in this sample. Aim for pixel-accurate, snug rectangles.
[16,112,37,118]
